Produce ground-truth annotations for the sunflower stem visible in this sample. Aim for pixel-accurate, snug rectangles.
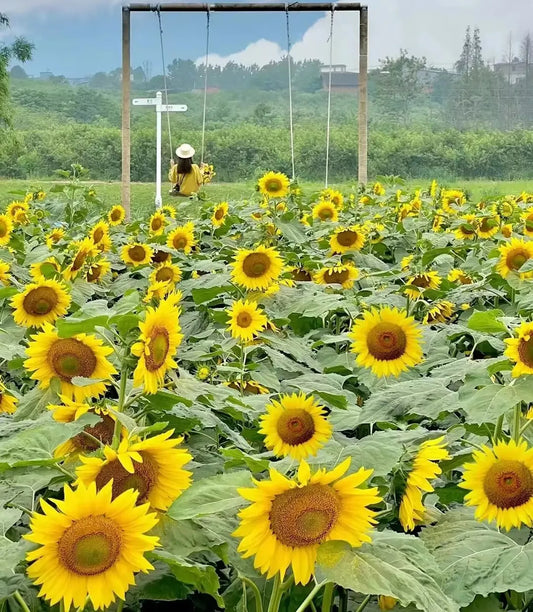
[13,591,31,612]
[520,419,533,437]
[295,580,328,612]
[267,574,283,612]
[355,594,372,612]
[240,576,264,612]
[321,582,335,612]
[513,403,522,444]
[115,599,124,612]
[493,414,504,444]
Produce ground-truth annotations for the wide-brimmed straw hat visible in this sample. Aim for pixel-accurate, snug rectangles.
[175,143,195,159]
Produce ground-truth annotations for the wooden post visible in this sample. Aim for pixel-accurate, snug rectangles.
[358,6,368,185]
[122,7,131,219]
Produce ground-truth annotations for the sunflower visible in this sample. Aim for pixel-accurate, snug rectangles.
[211,202,229,227]
[6,200,28,219]
[258,171,290,199]
[149,211,167,236]
[121,243,154,267]
[231,245,283,291]
[234,458,380,585]
[161,204,176,219]
[25,481,158,611]
[399,437,449,532]
[404,271,441,300]
[89,221,111,252]
[149,262,182,286]
[144,281,172,303]
[423,301,455,325]
[29,258,60,282]
[454,215,478,240]
[46,228,65,248]
[477,215,500,239]
[11,280,71,328]
[226,379,269,395]
[373,182,385,196]
[166,223,196,254]
[441,189,465,214]
[314,264,359,289]
[197,366,210,380]
[132,296,183,394]
[378,596,398,611]
[321,188,344,209]
[497,237,533,279]
[226,299,267,342]
[0,380,17,414]
[349,307,423,378]
[447,268,473,284]
[151,249,172,265]
[25,324,116,401]
[502,223,514,238]
[432,209,445,232]
[64,238,99,281]
[459,439,533,530]
[504,321,533,377]
[0,214,13,246]
[312,200,338,222]
[86,258,111,283]
[107,204,126,226]
[259,393,332,460]
[522,208,533,237]
[0,261,10,285]
[76,431,192,511]
[329,225,366,254]
[290,267,312,282]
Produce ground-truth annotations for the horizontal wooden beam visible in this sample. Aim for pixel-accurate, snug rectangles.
[127,2,362,12]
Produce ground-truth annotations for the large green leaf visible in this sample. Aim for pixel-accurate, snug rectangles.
[421,508,533,607]
[316,532,458,612]
[467,310,508,334]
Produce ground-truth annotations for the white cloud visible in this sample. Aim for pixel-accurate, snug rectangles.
[2,0,122,15]
[194,0,533,70]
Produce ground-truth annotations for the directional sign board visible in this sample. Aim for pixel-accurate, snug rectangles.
[132,98,158,106]
[161,104,187,112]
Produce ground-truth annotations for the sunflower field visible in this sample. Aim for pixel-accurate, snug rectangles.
[2,170,533,612]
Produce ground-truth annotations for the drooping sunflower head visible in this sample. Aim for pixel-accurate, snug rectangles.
[76,430,192,511]
[373,182,385,196]
[30,258,62,282]
[151,249,172,265]
[432,209,445,233]
[0,261,10,286]
[522,208,533,237]
[460,439,533,531]
[211,202,229,227]
[11,280,71,328]
[149,262,182,286]
[25,325,116,401]
[46,228,65,249]
[149,211,167,236]
[89,221,111,251]
[0,379,17,415]
[504,321,533,377]
[107,204,126,226]
[349,306,423,377]
[63,238,99,281]
[226,379,270,395]
[404,270,441,299]
[25,481,159,611]
[131,296,183,394]
[0,214,13,246]
[329,225,366,254]
[447,268,473,284]
[259,393,332,460]
[290,267,312,282]
[423,301,455,325]
[477,215,500,239]
[226,299,268,342]
[234,458,381,585]
[121,243,154,267]
[258,171,290,199]
[86,258,111,283]
[312,200,339,222]
[454,214,478,240]
[161,204,176,219]
[166,223,196,254]
[497,237,533,279]
[441,189,465,213]
[314,264,359,289]
[231,245,283,291]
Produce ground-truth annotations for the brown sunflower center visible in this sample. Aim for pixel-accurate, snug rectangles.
[48,338,97,381]
[518,337,533,368]
[267,180,282,193]
[480,218,498,232]
[87,265,103,282]
[0,220,8,237]
[151,218,163,231]
[276,409,315,445]
[145,327,170,371]
[50,232,61,243]
[22,286,59,316]
[291,268,312,282]
[459,223,476,236]
[483,459,533,509]
[269,484,340,547]
[507,249,530,271]
[111,209,122,221]
[323,268,349,284]
[173,236,187,249]
[95,452,158,503]
[319,207,334,220]
[236,311,252,328]
[366,322,407,361]
[72,250,88,272]
[155,267,174,282]
[73,413,115,452]
[93,228,104,243]
[215,207,225,220]
[58,515,121,576]
[411,275,431,288]
[152,250,170,264]
[526,217,533,232]
[242,253,271,278]
[336,230,357,247]
[128,245,147,262]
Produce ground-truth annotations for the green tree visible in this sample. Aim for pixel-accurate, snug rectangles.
[9,65,27,79]
[0,13,34,128]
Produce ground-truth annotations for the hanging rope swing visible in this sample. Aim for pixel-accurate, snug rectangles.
[325,7,335,188]
[285,4,296,180]
[155,6,173,162]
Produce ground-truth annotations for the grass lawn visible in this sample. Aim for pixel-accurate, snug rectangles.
[0,178,531,218]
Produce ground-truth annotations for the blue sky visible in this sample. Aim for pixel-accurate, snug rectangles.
[2,0,531,77]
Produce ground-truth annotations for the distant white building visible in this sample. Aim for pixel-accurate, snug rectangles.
[320,64,358,93]
[493,58,528,84]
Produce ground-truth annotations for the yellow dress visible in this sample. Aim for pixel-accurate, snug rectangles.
[168,164,203,196]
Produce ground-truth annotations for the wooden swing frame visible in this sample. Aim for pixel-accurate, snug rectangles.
[121,2,368,217]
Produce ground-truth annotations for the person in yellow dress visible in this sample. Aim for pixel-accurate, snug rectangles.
[168,143,204,196]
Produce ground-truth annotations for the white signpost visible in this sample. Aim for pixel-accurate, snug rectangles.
[132,91,187,209]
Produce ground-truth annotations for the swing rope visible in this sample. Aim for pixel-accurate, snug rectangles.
[200,7,210,165]
[155,6,174,161]
[285,4,296,180]
[325,7,335,188]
